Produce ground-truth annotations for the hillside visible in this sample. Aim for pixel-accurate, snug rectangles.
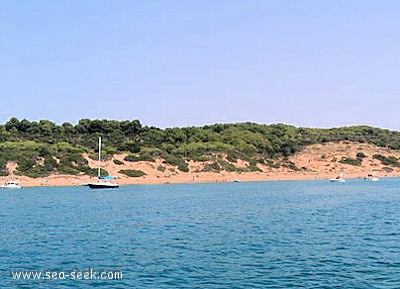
[3,141,400,187]
[1,118,400,186]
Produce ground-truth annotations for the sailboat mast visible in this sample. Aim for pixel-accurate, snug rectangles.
[98,137,101,178]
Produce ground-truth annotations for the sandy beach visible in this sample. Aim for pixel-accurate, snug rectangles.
[2,141,400,187]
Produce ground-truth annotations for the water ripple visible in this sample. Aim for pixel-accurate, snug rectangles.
[1,180,400,288]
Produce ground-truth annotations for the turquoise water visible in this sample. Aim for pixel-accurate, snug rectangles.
[1,178,400,288]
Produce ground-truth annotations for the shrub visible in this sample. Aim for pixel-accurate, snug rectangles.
[163,155,189,172]
[227,151,240,162]
[191,155,209,162]
[283,161,300,171]
[113,159,124,165]
[267,160,280,168]
[245,159,261,172]
[356,152,367,159]
[339,157,362,166]
[138,153,155,162]
[373,154,400,167]
[124,154,140,162]
[83,168,103,177]
[202,162,221,172]
[0,161,8,176]
[119,140,140,153]
[219,160,237,172]
[119,169,146,177]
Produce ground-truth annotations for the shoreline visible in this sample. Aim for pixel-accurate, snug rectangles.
[1,170,397,188]
[2,141,400,188]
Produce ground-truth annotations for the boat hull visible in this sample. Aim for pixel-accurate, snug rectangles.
[329,178,345,182]
[1,181,22,189]
[0,185,21,189]
[87,182,119,189]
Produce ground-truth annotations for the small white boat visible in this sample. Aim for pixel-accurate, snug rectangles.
[0,180,22,189]
[330,174,345,182]
[330,178,345,183]
[364,174,379,182]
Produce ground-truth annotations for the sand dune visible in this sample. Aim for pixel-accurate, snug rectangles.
[2,141,400,187]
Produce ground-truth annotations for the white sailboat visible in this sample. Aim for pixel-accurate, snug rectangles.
[86,137,119,189]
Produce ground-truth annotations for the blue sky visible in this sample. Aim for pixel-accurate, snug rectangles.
[1,1,399,129]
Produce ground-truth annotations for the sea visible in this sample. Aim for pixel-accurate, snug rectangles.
[1,178,399,288]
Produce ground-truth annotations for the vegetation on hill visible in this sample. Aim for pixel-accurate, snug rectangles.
[1,117,400,177]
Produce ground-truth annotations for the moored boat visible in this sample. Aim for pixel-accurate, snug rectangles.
[87,176,119,189]
[87,181,119,189]
[330,174,345,182]
[1,180,22,189]
[85,137,119,189]
[364,174,379,182]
